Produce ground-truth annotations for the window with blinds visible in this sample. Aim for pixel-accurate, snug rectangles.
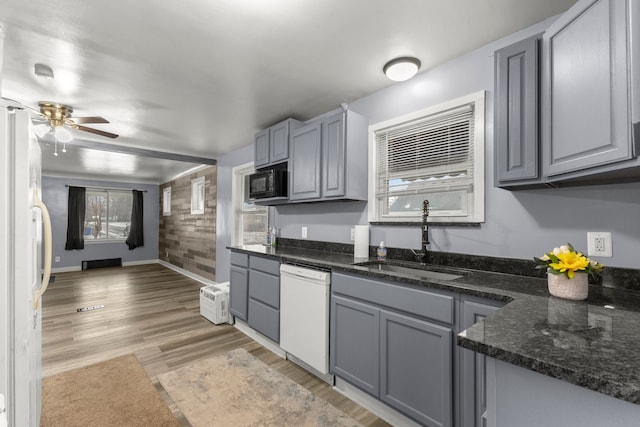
[368,92,485,223]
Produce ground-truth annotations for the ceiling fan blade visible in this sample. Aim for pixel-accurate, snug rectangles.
[67,116,109,124]
[73,124,119,139]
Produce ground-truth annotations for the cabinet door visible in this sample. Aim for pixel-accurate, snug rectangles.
[290,122,322,201]
[330,295,380,396]
[269,120,290,164]
[322,111,345,198]
[254,129,270,168]
[495,35,540,185]
[380,310,453,427]
[229,265,248,321]
[459,299,501,427]
[542,0,632,178]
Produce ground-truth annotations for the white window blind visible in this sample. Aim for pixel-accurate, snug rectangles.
[368,92,485,223]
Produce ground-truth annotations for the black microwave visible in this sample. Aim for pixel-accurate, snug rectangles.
[249,168,288,199]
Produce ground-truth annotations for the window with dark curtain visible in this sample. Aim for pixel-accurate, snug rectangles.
[125,190,144,250]
[65,186,86,250]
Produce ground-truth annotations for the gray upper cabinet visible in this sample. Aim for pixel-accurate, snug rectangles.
[542,0,635,179]
[254,118,301,169]
[289,122,322,201]
[495,34,541,187]
[289,109,368,203]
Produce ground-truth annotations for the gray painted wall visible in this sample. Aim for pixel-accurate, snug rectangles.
[42,176,159,270]
[216,15,640,277]
[215,144,254,282]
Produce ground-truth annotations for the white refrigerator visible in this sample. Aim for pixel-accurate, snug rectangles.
[0,105,52,427]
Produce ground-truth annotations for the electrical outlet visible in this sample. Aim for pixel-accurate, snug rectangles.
[54,256,60,263]
[587,232,612,257]
[301,226,308,239]
[350,227,355,241]
[165,250,169,258]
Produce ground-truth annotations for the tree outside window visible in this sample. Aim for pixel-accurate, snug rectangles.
[84,190,133,240]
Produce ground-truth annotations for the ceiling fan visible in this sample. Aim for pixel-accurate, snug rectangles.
[33,101,119,142]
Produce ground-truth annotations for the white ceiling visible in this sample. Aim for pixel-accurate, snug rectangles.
[0,0,576,183]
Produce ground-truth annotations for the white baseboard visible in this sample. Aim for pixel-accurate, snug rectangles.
[333,378,421,427]
[233,319,287,359]
[158,260,217,286]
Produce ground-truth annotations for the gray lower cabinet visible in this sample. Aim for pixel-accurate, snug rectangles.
[494,34,541,188]
[380,310,452,427]
[330,271,454,427]
[289,109,368,203]
[229,251,280,343]
[458,297,503,427]
[229,252,249,321]
[541,0,637,181]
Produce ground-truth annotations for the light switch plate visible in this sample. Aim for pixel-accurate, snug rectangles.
[301,226,308,239]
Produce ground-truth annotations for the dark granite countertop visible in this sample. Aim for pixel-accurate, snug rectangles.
[228,244,640,405]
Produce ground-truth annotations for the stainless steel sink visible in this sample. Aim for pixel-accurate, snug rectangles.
[354,261,465,281]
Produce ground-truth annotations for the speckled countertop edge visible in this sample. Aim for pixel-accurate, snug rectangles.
[228,244,640,405]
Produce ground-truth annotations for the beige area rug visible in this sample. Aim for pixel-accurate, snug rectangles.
[41,354,179,427]
[158,348,363,427]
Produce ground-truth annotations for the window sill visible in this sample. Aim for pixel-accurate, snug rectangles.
[84,239,127,244]
[370,221,481,227]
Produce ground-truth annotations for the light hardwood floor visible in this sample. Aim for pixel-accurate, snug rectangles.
[42,264,390,426]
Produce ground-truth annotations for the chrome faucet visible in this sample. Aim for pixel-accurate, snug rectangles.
[412,200,430,264]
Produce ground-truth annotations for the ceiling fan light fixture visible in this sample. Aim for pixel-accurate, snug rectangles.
[33,123,52,138]
[54,126,73,143]
[383,57,421,81]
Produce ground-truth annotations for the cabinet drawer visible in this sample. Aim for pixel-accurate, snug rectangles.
[230,252,249,267]
[332,272,455,325]
[248,270,280,308]
[249,255,280,275]
[248,298,279,343]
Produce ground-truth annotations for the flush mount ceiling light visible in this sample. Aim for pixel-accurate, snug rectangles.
[383,57,421,81]
[34,63,54,79]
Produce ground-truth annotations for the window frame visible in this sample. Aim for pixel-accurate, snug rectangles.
[191,176,205,215]
[367,91,485,224]
[231,162,269,246]
[162,187,171,216]
[83,189,133,243]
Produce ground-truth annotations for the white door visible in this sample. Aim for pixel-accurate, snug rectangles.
[0,106,47,427]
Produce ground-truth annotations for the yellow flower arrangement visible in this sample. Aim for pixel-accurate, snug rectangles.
[534,243,603,279]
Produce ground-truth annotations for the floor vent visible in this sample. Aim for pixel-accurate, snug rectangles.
[82,257,122,270]
[77,305,105,313]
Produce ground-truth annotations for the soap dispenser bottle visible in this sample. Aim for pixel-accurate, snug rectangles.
[376,241,387,261]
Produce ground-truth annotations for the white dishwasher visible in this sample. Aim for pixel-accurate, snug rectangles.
[279,263,331,376]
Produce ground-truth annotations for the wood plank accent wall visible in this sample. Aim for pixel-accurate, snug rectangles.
[159,166,217,280]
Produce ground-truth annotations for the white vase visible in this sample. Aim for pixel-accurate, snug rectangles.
[547,272,589,300]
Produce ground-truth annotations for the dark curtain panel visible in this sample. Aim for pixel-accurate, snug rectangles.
[65,186,86,250]
[126,190,144,250]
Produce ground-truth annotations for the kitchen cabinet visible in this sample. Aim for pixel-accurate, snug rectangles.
[541,0,638,181]
[289,121,322,201]
[254,118,302,169]
[247,255,281,343]
[458,296,503,427]
[289,109,368,203]
[229,252,249,321]
[494,34,542,188]
[229,251,281,343]
[330,271,454,427]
